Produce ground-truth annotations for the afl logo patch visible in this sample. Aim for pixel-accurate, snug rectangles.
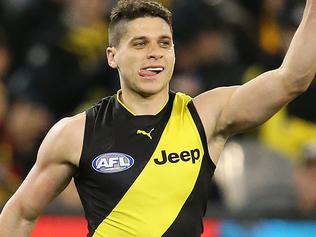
[92,153,134,174]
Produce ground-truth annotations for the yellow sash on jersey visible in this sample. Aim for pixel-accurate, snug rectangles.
[93,93,204,237]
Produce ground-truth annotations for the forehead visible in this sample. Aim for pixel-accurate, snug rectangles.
[123,17,173,41]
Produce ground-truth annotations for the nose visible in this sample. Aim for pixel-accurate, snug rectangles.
[147,42,163,60]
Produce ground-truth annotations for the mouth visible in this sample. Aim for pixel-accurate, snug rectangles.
[139,66,164,77]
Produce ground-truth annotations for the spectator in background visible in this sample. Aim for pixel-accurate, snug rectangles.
[215,138,316,217]
[7,0,117,120]
[0,28,11,81]
[214,139,297,215]
[3,0,117,177]
[256,1,316,163]
[0,28,21,206]
[0,82,22,207]
[170,0,251,96]
[0,83,8,122]
[295,144,316,213]
[233,0,316,164]
[0,25,53,179]
[0,0,66,72]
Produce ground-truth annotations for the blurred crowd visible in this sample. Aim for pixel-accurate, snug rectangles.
[0,0,315,217]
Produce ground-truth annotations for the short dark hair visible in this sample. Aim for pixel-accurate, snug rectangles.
[108,0,172,47]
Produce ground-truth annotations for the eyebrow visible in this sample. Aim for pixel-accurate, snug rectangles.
[130,36,147,42]
[159,35,172,40]
[130,35,172,42]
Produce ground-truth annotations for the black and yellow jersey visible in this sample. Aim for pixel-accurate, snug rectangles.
[74,91,216,237]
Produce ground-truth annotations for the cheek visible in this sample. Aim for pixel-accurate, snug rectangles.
[168,49,176,65]
[167,54,176,72]
[118,50,140,67]
[117,54,140,77]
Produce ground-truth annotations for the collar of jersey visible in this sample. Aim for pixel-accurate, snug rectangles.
[116,90,170,117]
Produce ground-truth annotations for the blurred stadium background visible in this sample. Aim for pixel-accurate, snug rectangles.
[0,0,315,236]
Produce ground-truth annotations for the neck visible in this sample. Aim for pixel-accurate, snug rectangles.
[118,89,169,115]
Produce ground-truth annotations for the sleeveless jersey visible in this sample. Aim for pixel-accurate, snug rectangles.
[74,91,216,237]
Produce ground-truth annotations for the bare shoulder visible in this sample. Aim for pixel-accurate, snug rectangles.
[191,87,239,164]
[38,112,86,168]
[192,86,238,137]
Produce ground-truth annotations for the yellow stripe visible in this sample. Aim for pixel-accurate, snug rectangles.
[116,90,136,116]
[116,90,170,116]
[93,93,204,236]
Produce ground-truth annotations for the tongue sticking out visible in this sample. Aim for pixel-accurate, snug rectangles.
[139,69,158,77]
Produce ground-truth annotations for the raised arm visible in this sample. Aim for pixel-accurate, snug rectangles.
[194,0,316,163]
[0,114,85,237]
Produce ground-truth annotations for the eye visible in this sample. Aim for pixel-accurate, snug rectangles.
[133,41,146,48]
[160,40,171,48]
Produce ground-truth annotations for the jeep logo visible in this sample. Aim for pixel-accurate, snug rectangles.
[154,149,200,165]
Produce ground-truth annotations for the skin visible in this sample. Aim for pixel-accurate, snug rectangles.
[1,1,316,236]
[107,17,175,115]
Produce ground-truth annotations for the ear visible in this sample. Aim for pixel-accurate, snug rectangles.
[106,47,118,69]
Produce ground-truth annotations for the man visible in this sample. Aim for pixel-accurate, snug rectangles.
[0,0,315,236]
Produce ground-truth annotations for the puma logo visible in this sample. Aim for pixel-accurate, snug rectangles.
[137,128,155,140]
